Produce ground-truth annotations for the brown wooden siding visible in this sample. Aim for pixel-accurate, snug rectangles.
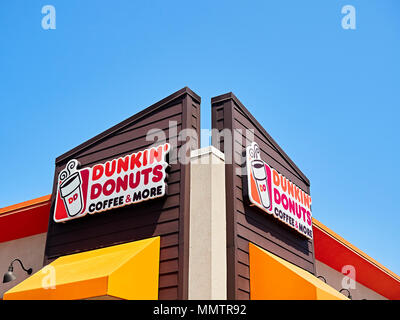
[45,87,201,300]
[211,92,315,300]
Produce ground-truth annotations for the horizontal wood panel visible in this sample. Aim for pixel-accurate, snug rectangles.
[159,272,179,288]
[238,235,315,267]
[160,244,179,261]
[160,233,179,249]
[191,114,197,128]
[237,261,250,279]
[48,203,180,246]
[237,289,250,300]
[216,108,224,120]
[79,116,182,158]
[159,259,179,275]
[237,275,250,292]
[236,227,314,272]
[159,286,179,300]
[75,134,183,167]
[46,219,179,258]
[48,217,179,251]
[48,184,180,231]
[215,120,225,131]
[235,205,313,253]
[236,248,249,266]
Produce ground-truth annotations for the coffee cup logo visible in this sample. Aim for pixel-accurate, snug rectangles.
[248,143,271,209]
[58,160,84,217]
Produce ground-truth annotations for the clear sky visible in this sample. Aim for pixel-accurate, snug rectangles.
[0,1,399,275]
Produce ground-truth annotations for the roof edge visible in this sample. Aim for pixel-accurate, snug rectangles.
[0,195,51,217]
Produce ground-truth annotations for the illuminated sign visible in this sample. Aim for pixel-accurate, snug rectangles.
[54,143,170,223]
[246,142,313,239]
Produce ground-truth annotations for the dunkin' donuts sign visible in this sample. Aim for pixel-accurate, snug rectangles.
[54,143,170,223]
[246,142,313,239]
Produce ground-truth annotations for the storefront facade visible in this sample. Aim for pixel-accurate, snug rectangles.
[1,88,399,300]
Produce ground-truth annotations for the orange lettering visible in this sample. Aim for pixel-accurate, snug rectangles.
[281,176,287,192]
[287,181,294,198]
[273,170,280,187]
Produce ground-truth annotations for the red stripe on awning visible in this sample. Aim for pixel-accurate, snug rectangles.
[313,226,400,300]
[0,200,50,243]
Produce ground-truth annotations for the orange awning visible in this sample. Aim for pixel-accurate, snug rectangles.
[4,237,160,300]
[249,243,348,300]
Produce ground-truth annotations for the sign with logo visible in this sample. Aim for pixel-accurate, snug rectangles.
[54,143,170,223]
[246,142,313,239]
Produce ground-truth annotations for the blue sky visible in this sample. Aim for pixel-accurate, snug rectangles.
[0,1,399,275]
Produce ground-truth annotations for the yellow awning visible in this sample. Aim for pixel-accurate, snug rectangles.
[249,243,348,300]
[3,236,160,300]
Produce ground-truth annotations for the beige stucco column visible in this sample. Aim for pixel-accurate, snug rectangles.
[188,146,227,300]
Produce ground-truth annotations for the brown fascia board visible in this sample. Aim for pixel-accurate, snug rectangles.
[55,87,201,165]
[211,92,310,187]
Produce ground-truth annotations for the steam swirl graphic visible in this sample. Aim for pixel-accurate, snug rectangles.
[59,159,80,182]
[67,160,78,174]
[59,170,68,182]
[248,143,261,160]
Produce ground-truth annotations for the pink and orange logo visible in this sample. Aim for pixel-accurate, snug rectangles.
[246,142,313,239]
[54,143,170,223]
